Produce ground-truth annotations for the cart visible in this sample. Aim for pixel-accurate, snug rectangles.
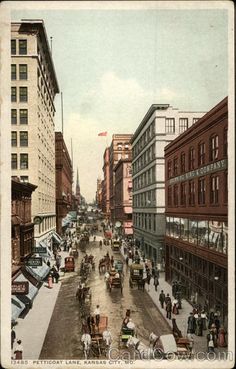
[154,334,191,358]
[129,263,144,288]
[119,325,135,348]
[90,316,108,357]
[106,274,123,293]
[64,256,75,272]
[112,240,121,252]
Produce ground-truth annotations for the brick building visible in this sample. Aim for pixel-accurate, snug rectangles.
[12,177,37,273]
[102,147,110,218]
[109,134,132,222]
[164,97,228,324]
[114,159,133,236]
[55,132,73,235]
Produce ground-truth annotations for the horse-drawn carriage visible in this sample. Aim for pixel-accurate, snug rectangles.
[90,316,109,358]
[76,285,92,306]
[153,334,192,358]
[105,268,123,293]
[119,324,135,348]
[99,255,110,272]
[64,256,75,272]
[129,262,144,288]
[112,239,121,252]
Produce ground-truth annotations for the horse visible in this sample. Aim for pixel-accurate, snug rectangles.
[81,333,91,359]
[126,336,153,359]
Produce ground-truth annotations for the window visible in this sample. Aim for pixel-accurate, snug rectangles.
[20,176,29,183]
[117,143,122,150]
[11,64,16,80]
[223,128,227,157]
[189,180,195,205]
[210,135,218,161]
[210,175,219,204]
[19,39,27,55]
[168,186,172,206]
[165,118,175,134]
[19,64,27,80]
[19,87,28,102]
[198,142,205,166]
[167,160,172,179]
[180,182,186,205]
[189,147,195,170]
[11,109,17,124]
[180,153,186,173]
[173,185,178,206]
[20,131,28,147]
[173,157,178,176]
[20,109,28,124]
[224,172,228,203]
[179,118,188,133]
[11,131,17,147]
[193,118,199,124]
[11,39,16,55]
[11,154,17,169]
[11,87,17,102]
[20,154,28,169]
[198,177,206,205]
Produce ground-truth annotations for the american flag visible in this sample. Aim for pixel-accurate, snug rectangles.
[98,131,107,136]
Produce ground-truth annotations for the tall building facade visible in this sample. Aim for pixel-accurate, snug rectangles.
[75,168,81,207]
[132,104,205,268]
[109,134,132,222]
[102,147,110,218]
[55,132,73,235]
[11,20,59,244]
[114,159,133,236]
[164,97,228,325]
[96,178,102,209]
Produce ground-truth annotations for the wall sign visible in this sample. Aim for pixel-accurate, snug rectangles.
[12,281,29,295]
[25,257,42,267]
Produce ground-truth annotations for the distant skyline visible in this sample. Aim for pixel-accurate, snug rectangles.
[12,4,229,202]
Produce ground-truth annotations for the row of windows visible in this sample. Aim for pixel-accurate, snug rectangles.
[11,131,28,147]
[133,212,157,232]
[168,173,227,207]
[11,109,28,124]
[133,121,155,158]
[11,86,28,103]
[133,190,156,207]
[11,153,28,170]
[116,143,130,151]
[165,117,200,134]
[133,166,156,190]
[132,143,155,174]
[167,131,227,177]
[11,64,27,80]
[11,39,27,55]
[166,217,227,254]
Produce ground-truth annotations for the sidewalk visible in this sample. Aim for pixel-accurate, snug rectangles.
[14,249,70,359]
[119,243,226,356]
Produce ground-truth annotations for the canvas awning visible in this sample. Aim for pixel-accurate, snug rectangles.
[51,232,62,245]
[11,296,25,322]
[25,263,50,281]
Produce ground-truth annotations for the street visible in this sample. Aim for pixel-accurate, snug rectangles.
[39,226,171,359]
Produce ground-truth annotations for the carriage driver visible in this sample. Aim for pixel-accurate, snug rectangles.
[103,327,112,347]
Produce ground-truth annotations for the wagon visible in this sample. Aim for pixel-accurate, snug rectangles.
[90,316,109,358]
[119,325,135,348]
[64,256,75,272]
[112,240,121,252]
[154,334,191,358]
[106,275,123,293]
[129,263,144,288]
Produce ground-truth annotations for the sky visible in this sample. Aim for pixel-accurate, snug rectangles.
[12,5,229,202]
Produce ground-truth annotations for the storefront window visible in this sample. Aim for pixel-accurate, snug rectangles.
[189,220,198,244]
[208,221,223,252]
[166,217,170,236]
[170,217,180,238]
[222,222,228,254]
[180,218,188,241]
[197,220,209,247]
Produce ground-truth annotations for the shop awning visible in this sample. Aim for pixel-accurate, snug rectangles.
[51,232,62,245]
[25,263,50,281]
[11,296,25,322]
[13,273,38,303]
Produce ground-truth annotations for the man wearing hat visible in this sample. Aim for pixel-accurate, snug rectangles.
[187,312,196,334]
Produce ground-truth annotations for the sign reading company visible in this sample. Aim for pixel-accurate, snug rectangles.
[12,281,29,295]
[33,246,47,254]
[25,257,42,267]
[169,159,227,185]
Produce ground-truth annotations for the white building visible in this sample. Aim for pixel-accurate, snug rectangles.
[11,20,59,244]
[131,104,206,269]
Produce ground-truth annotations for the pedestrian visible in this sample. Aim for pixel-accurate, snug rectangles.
[187,312,196,334]
[195,314,203,336]
[94,305,100,328]
[207,330,215,353]
[153,276,159,292]
[159,290,165,308]
[214,313,220,334]
[166,300,172,320]
[11,326,16,350]
[217,327,227,347]
[208,311,215,329]
[146,273,151,292]
[172,299,179,315]
[201,310,208,330]
[164,293,171,307]
[172,280,177,298]
[14,339,23,359]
